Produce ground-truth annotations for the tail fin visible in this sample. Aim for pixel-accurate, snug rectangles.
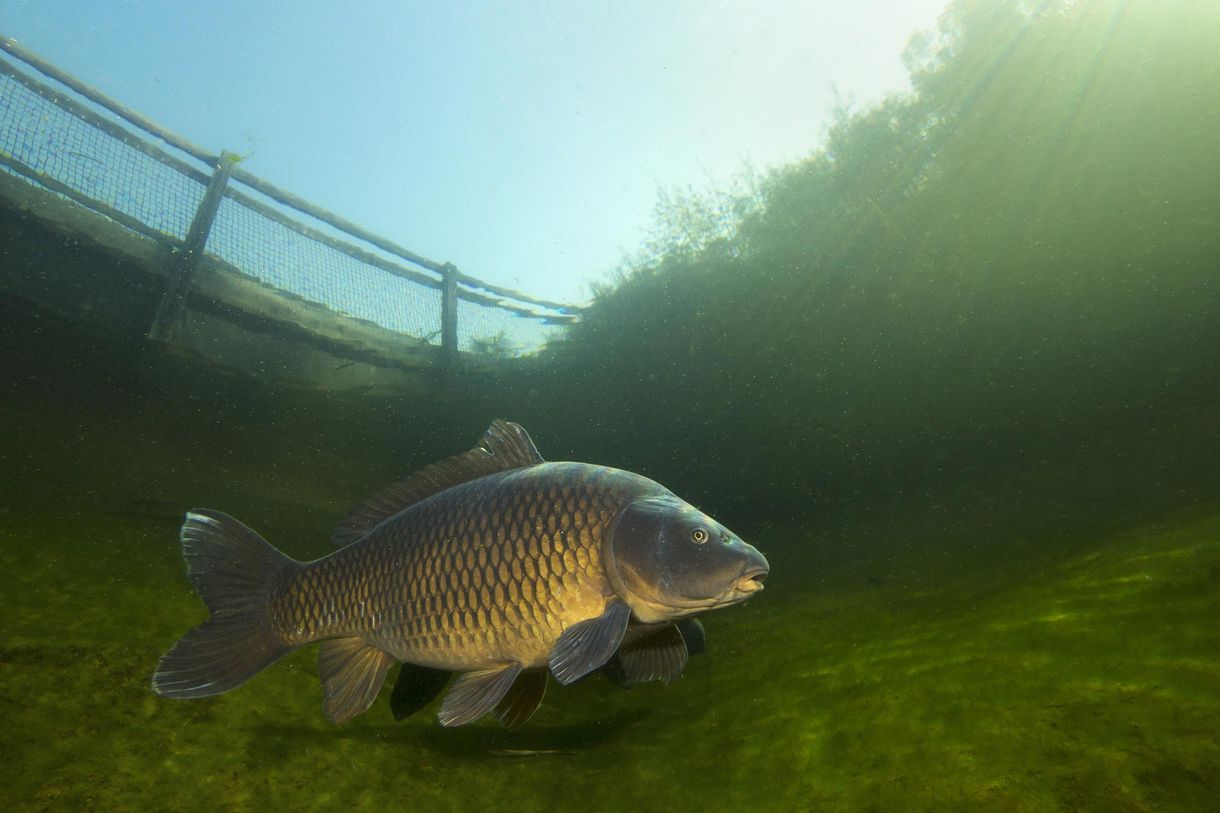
[152,510,297,699]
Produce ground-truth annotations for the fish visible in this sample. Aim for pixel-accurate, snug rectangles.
[151,420,769,728]
[386,616,707,721]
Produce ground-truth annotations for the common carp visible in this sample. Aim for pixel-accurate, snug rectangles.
[152,420,769,728]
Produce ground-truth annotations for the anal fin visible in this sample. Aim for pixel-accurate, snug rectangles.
[318,637,395,724]
[439,663,522,727]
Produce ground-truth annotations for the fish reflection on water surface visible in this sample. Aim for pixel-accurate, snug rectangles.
[152,420,769,728]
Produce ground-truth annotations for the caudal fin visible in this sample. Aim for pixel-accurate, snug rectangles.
[152,510,297,699]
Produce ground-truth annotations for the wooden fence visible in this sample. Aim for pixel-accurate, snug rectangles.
[0,35,579,364]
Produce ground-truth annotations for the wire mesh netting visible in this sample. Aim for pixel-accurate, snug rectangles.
[0,65,203,240]
[458,297,560,356]
[0,55,572,355]
[207,194,445,341]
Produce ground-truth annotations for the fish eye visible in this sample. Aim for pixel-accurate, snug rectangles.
[690,527,709,544]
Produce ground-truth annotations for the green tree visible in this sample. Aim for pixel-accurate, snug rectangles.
[551,0,1220,517]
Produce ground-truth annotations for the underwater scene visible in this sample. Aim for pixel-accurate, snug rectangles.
[2,1,1218,810]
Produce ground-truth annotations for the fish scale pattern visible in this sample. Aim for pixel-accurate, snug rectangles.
[270,462,667,671]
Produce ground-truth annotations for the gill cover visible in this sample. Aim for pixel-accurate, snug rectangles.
[606,496,768,623]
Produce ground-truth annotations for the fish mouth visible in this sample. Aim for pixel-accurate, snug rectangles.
[732,568,768,595]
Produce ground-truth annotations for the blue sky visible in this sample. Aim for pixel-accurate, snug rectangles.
[4,0,948,304]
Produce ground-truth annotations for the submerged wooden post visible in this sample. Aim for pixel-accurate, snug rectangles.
[147,150,236,341]
[440,262,459,368]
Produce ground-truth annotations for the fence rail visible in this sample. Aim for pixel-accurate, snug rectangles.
[0,35,578,360]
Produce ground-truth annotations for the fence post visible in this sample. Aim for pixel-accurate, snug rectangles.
[440,262,459,368]
[147,150,236,341]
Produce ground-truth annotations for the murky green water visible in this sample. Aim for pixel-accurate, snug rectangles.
[3,0,1219,810]
[1,301,1217,811]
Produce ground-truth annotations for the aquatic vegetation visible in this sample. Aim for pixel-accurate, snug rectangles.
[1,460,1216,810]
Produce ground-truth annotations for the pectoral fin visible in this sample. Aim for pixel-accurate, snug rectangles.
[492,669,547,729]
[318,637,395,724]
[389,663,452,721]
[549,600,631,685]
[604,623,689,688]
[439,663,522,727]
[677,618,706,656]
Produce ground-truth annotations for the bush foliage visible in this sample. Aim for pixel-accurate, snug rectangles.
[545,0,1220,518]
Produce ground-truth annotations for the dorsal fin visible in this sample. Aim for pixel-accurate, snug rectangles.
[330,419,544,547]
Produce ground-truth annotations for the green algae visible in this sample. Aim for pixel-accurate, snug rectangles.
[2,486,1216,811]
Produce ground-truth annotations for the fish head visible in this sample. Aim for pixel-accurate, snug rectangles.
[605,495,769,624]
